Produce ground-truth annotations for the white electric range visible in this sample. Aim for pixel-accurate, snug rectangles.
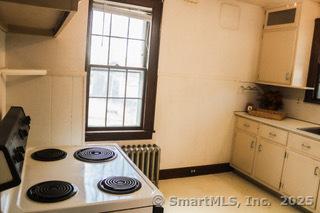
[0,107,163,213]
[15,144,164,213]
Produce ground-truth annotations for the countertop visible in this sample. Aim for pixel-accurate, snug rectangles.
[234,112,320,142]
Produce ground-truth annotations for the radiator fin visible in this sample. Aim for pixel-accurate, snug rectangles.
[122,144,161,187]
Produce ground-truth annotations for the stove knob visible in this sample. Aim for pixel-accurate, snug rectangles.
[22,116,31,125]
[16,146,25,154]
[13,151,24,163]
[18,129,29,139]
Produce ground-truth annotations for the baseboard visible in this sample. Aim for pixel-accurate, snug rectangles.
[159,163,233,180]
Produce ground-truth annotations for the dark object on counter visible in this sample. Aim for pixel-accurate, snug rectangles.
[258,90,283,111]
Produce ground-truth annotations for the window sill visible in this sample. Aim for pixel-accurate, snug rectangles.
[85,130,153,141]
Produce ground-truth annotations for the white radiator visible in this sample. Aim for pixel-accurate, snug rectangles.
[122,144,161,186]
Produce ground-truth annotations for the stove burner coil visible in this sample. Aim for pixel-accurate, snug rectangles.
[98,176,142,194]
[27,181,77,203]
[74,147,117,163]
[31,149,67,161]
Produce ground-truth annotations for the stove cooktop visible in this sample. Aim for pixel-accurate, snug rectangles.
[17,144,163,213]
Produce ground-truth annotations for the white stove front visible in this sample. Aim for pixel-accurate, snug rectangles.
[13,144,163,213]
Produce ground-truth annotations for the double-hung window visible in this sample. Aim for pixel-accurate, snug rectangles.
[85,0,163,141]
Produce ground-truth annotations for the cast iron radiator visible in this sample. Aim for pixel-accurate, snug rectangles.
[121,144,161,186]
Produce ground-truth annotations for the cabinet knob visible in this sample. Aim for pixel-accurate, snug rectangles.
[302,144,311,149]
[258,144,263,152]
[269,132,277,137]
[243,123,250,128]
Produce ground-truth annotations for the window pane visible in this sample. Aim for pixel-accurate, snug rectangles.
[92,10,103,35]
[89,68,109,97]
[108,70,126,97]
[90,36,109,65]
[111,14,129,37]
[129,18,147,40]
[127,40,146,68]
[107,98,124,126]
[109,38,127,66]
[126,71,144,98]
[124,99,142,126]
[88,98,106,127]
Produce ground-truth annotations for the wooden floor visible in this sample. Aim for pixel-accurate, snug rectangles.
[158,172,299,213]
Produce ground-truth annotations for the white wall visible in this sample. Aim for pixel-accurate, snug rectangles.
[275,88,320,124]
[5,0,264,169]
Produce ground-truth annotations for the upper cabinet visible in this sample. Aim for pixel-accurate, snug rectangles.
[257,0,320,89]
[0,0,80,37]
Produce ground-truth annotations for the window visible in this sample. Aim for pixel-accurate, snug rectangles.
[305,18,320,104]
[85,0,163,141]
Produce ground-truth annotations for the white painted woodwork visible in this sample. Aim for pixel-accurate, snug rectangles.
[288,133,320,160]
[239,0,320,8]
[281,150,320,208]
[231,129,256,174]
[0,0,79,36]
[253,138,286,189]
[236,117,259,135]
[257,0,320,88]
[6,75,86,147]
[258,28,297,85]
[0,69,47,76]
[259,124,288,146]
[255,81,314,90]
[264,4,301,30]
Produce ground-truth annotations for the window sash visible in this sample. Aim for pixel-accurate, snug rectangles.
[85,0,163,141]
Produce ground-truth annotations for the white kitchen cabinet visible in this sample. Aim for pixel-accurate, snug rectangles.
[281,150,320,208]
[231,130,256,175]
[257,1,320,88]
[253,138,286,189]
[258,28,297,85]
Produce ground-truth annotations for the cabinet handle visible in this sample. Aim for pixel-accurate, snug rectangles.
[314,167,320,176]
[269,132,277,137]
[302,144,311,149]
[243,123,250,128]
[258,144,263,152]
[250,141,255,149]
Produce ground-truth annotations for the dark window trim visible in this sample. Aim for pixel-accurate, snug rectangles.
[305,18,320,104]
[85,0,163,141]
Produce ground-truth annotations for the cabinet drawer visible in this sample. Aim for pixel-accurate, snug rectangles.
[259,124,288,145]
[288,133,320,158]
[236,117,259,135]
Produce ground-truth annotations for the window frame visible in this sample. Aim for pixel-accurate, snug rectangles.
[305,18,320,104]
[85,0,163,141]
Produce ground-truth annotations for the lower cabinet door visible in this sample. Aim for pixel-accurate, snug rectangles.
[231,130,256,175]
[281,150,320,208]
[253,138,286,189]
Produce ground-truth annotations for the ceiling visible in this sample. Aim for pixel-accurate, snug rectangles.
[239,0,320,8]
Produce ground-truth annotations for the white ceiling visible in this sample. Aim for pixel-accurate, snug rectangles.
[239,0,320,8]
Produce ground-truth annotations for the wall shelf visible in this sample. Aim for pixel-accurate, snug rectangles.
[0,69,47,77]
[255,81,315,90]
[0,0,80,37]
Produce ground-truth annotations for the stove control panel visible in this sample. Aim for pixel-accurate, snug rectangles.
[0,107,30,192]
